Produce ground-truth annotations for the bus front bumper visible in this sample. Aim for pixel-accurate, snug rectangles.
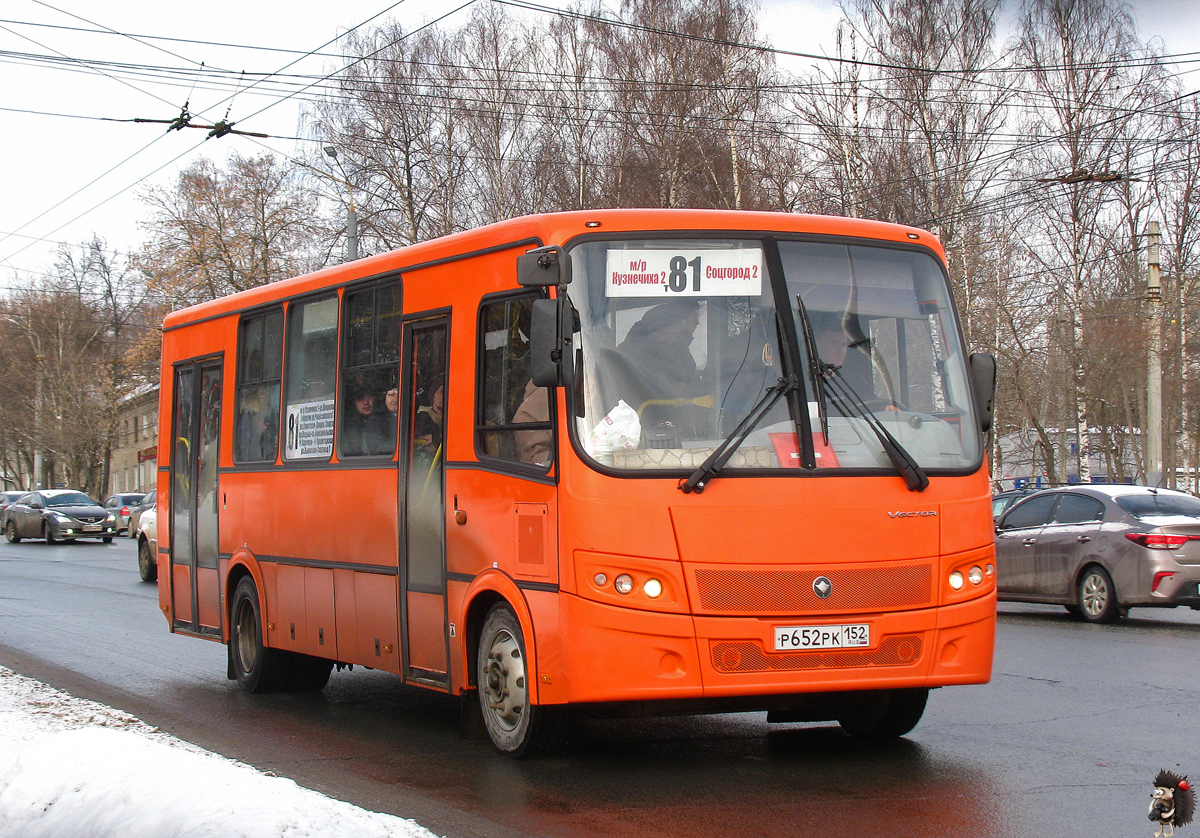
[557,590,995,706]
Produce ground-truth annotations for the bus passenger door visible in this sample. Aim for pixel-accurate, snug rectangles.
[400,317,449,686]
[169,358,223,637]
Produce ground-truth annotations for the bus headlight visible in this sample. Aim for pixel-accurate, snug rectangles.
[643,578,663,599]
[948,571,965,590]
[968,566,984,585]
[614,574,634,595]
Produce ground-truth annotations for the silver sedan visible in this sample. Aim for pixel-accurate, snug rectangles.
[995,484,1200,622]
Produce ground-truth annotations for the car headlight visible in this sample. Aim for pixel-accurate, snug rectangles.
[51,513,72,523]
[106,514,116,522]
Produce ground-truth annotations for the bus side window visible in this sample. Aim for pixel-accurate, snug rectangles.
[282,296,338,461]
[476,294,553,470]
[339,282,402,459]
[234,308,283,464]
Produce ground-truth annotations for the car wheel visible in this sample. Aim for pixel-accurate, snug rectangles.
[137,538,157,583]
[837,688,929,739]
[1077,565,1120,623]
[43,523,57,544]
[476,603,567,757]
[102,536,113,543]
[5,521,19,544]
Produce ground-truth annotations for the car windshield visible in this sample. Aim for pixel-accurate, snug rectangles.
[46,492,95,507]
[1115,493,1200,521]
[567,236,980,474]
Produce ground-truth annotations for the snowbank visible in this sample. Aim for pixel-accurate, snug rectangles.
[0,667,439,838]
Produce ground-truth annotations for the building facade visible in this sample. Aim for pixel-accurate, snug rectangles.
[109,386,158,494]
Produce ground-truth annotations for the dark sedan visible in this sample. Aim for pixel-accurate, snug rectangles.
[3,490,118,544]
[995,484,1200,623]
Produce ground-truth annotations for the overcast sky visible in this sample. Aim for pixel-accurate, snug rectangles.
[1,0,1198,291]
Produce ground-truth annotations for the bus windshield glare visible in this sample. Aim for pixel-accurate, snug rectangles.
[568,237,981,474]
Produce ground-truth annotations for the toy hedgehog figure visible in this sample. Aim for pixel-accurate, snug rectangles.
[1150,769,1195,837]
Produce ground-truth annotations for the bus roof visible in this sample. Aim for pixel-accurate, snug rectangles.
[161,209,944,331]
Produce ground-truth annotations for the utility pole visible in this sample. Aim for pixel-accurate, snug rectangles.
[1147,221,1163,487]
[324,146,358,262]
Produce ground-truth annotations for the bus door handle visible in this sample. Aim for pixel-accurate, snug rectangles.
[453,495,467,525]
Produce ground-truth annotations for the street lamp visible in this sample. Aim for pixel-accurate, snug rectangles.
[324,145,358,262]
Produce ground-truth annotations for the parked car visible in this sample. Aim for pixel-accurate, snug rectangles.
[103,492,146,534]
[995,484,1200,623]
[4,490,118,544]
[992,487,1040,523]
[126,490,155,538]
[135,496,158,582]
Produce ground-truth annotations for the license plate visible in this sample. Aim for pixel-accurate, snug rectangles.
[82,524,101,532]
[774,623,870,651]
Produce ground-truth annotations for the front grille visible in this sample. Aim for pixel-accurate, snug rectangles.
[74,515,104,524]
[711,634,923,673]
[692,564,933,615]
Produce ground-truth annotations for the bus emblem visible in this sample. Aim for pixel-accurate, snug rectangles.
[813,576,833,599]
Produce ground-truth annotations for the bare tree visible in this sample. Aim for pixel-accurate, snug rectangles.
[137,153,324,309]
[0,240,148,494]
[1015,0,1154,483]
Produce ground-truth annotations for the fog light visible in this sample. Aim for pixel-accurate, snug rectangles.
[948,571,964,590]
[593,573,608,587]
[968,566,984,585]
[643,578,663,599]
[614,574,634,595]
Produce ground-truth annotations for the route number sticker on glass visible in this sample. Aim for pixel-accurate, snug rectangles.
[606,248,763,297]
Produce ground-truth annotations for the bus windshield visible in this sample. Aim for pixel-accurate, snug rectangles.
[568,237,981,474]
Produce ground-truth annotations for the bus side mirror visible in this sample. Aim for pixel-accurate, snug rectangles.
[969,352,996,434]
[517,246,571,287]
[530,298,563,387]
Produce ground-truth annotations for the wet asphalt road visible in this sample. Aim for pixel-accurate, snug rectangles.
[2,536,1198,837]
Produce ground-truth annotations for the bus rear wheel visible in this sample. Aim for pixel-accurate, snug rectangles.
[477,603,566,757]
[836,688,928,739]
[229,577,332,693]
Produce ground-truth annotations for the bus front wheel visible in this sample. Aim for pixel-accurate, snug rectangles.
[476,603,566,757]
[836,688,928,739]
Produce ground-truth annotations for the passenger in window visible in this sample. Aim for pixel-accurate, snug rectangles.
[415,384,444,452]
[383,387,400,447]
[618,300,702,399]
[343,387,390,456]
[513,381,551,466]
[811,314,849,369]
[618,300,704,438]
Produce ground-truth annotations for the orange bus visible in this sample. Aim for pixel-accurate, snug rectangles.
[156,209,997,756]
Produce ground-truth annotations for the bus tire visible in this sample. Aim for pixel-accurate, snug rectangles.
[477,603,566,757]
[230,576,289,693]
[836,688,928,739]
[137,538,157,583]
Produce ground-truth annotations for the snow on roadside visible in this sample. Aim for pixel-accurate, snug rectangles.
[0,666,440,838]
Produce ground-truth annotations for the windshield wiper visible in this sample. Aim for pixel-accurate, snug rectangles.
[822,365,929,492]
[679,376,798,494]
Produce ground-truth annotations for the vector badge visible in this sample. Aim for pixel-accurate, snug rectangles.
[1150,769,1195,837]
